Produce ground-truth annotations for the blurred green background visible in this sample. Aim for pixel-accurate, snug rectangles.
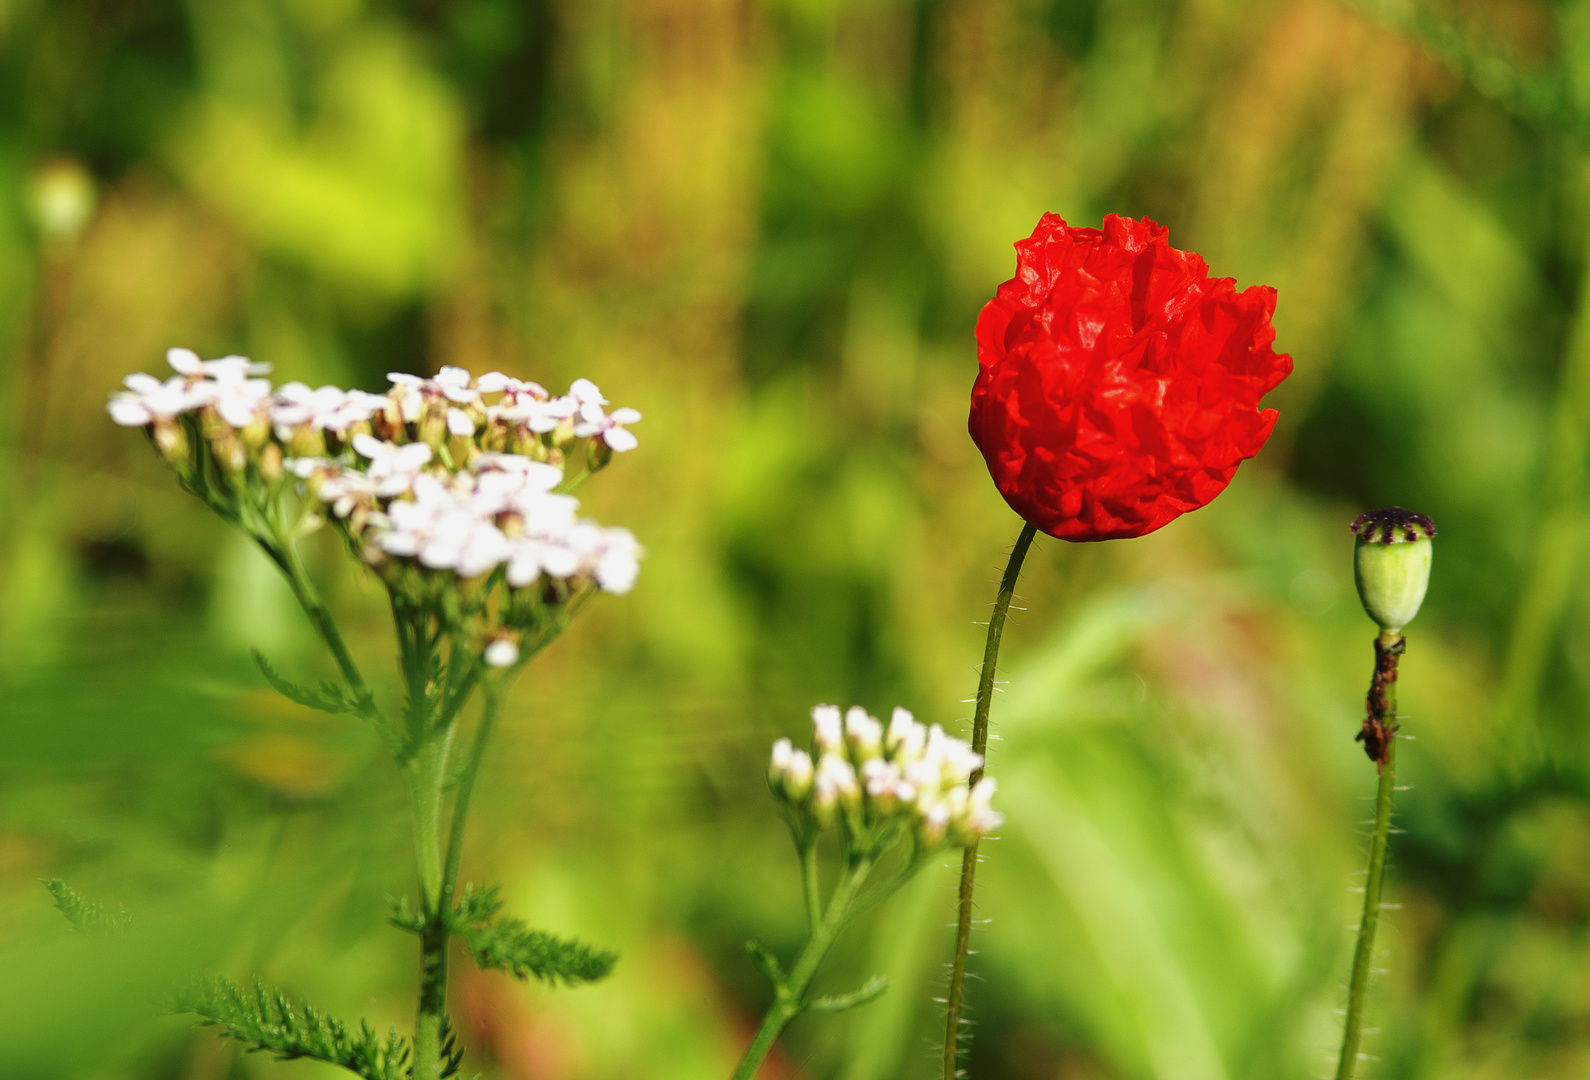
[1,0,1587,1077]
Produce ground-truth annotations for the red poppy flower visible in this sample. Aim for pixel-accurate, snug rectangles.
[969,213,1293,541]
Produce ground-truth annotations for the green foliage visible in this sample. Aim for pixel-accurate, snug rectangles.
[745,939,784,984]
[803,975,888,1013]
[176,977,468,1080]
[253,650,363,717]
[450,885,617,987]
[41,879,128,937]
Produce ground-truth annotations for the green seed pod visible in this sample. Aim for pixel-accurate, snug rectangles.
[1350,507,1435,634]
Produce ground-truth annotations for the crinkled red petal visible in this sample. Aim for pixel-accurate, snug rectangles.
[969,213,1293,541]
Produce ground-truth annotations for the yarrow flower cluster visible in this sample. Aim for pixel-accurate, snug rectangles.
[109,348,643,668]
[290,441,640,596]
[768,705,1002,849]
[110,349,641,469]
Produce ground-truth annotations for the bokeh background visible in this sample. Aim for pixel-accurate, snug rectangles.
[1,0,1587,1077]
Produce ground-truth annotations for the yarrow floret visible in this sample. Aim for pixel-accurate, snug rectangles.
[109,348,642,468]
[769,705,1002,849]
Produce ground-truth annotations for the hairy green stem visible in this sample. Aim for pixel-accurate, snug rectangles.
[943,522,1037,1079]
[731,857,875,1080]
[1335,631,1403,1080]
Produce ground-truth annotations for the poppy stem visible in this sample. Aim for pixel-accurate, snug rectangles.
[943,521,1038,1080]
[1334,630,1403,1080]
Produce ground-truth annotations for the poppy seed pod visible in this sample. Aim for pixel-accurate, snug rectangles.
[1350,507,1435,634]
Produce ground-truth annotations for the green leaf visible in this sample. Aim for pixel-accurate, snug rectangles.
[745,939,785,985]
[450,884,617,987]
[41,879,128,937]
[253,650,360,717]
[385,895,427,935]
[176,977,420,1080]
[803,975,889,1013]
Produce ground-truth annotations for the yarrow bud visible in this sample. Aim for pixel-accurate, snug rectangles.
[1350,507,1435,634]
[767,703,1002,851]
[483,637,520,668]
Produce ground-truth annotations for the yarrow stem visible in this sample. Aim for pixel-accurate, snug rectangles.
[730,857,876,1080]
[943,521,1037,1080]
[1335,630,1403,1080]
[277,541,376,716]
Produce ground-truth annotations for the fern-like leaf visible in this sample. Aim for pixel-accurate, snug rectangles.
[42,878,128,936]
[254,650,361,716]
[450,884,617,987]
[177,977,412,1080]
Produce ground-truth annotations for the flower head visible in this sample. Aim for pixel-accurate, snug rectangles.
[111,354,644,672]
[769,704,1001,850]
[969,214,1293,541]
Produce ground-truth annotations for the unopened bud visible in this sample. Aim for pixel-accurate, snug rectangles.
[419,406,447,451]
[1350,507,1435,634]
[259,441,283,483]
[240,414,271,451]
[785,749,814,801]
[152,419,188,466]
[916,799,951,847]
[812,704,843,755]
[484,636,520,668]
[845,706,883,760]
[814,753,859,821]
[211,429,246,474]
[769,737,794,792]
[290,425,327,460]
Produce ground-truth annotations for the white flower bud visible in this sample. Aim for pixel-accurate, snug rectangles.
[484,637,520,668]
[916,798,951,847]
[814,753,859,818]
[811,704,843,754]
[845,706,883,761]
[965,778,1003,837]
[784,748,814,802]
[887,708,926,764]
[768,738,796,796]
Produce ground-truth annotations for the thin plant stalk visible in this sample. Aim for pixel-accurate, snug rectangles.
[1335,630,1403,1080]
[408,719,454,1080]
[943,521,1038,1079]
[730,856,876,1080]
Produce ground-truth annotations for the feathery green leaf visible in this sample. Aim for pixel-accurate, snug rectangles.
[254,650,361,716]
[176,977,428,1080]
[41,878,128,936]
[450,884,616,986]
